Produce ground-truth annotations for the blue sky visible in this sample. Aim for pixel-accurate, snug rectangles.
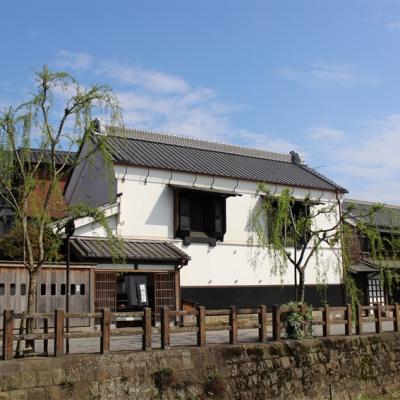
[1,0,400,202]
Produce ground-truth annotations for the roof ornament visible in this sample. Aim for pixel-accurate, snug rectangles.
[93,118,101,133]
[290,150,305,165]
[210,176,215,189]
[192,174,198,187]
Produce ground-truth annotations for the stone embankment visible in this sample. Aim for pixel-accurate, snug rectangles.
[1,333,400,399]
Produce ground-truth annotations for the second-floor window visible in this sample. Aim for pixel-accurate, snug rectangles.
[174,189,226,246]
[267,200,311,248]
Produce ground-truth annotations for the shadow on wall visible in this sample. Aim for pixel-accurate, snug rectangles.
[145,185,174,236]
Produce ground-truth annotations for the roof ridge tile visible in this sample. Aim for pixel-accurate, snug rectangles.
[104,125,292,163]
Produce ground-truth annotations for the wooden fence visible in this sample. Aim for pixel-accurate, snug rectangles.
[2,303,400,361]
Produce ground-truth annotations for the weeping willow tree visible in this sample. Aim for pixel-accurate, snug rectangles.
[0,66,122,341]
[248,183,400,305]
[344,202,400,304]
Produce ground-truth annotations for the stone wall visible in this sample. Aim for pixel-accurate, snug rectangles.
[1,333,400,399]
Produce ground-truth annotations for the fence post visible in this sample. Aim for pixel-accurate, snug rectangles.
[272,305,281,341]
[197,306,206,347]
[161,307,170,350]
[375,303,382,334]
[345,304,352,336]
[394,303,400,333]
[300,304,308,335]
[323,305,330,337]
[100,308,110,354]
[259,305,267,343]
[356,304,363,335]
[43,318,49,355]
[229,306,238,345]
[3,310,14,361]
[54,309,64,357]
[142,307,152,351]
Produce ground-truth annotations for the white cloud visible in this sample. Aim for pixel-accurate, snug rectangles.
[306,124,345,141]
[233,129,299,154]
[278,61,380,87]
[96,62,190,93]
[52,51,299,155]
[55,50,93,70]
[306,115,400,203]
[386,18,400,30]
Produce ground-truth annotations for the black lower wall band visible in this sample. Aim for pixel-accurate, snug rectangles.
[181,284,346,308]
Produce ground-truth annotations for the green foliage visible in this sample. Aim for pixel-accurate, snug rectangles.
[283,302,313,339]
[248,184,341,302]
[0,65,122,317]
[203,371,226,398]
[249,182,400,307]
[0,222,62,262]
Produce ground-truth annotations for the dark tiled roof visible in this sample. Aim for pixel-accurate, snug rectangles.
[104,126,292,162]
[70,236,190,264]
[344,199,400,229]
[25,148,76,166]
[95,127,346,192]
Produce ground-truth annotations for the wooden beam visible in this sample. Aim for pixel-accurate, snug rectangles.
[356,304,363,335]
[142,307,152,351]
[323,305,330,337]
[272,305,281,341]
[3,310,13,361]
[345,304,352,336]
[258,305,267,343]
[229,306,238,345]
[375,303,382,334]
[54,309,64,357]
[100,308,110,354]
[394,303,400,333]
[161,307,170,350]
[197,306,206,347]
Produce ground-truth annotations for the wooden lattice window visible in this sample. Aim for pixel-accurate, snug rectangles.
[154,272,175,319]
[95,272,116,312]
[368,278,385,306]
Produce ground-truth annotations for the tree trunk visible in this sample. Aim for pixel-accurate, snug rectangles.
[25,268,38,350]
[297,270,305,304]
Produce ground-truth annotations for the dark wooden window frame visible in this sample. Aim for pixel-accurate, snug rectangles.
[172,187,232,246]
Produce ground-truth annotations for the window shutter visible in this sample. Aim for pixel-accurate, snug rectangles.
[179,194,191,237]
[213,198,225,241]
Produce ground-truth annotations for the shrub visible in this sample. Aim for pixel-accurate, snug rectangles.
[283,302,313,340]
[204,371,226,398]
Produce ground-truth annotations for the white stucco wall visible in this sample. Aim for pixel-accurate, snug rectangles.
[112,165,343,287]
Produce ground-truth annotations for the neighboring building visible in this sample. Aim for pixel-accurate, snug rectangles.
[0,149,76,324]
[63,124,347,316]
[344,199,400,306]
[0,149,75,236]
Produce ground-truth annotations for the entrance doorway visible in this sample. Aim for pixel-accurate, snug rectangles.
[94,270,177,323]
